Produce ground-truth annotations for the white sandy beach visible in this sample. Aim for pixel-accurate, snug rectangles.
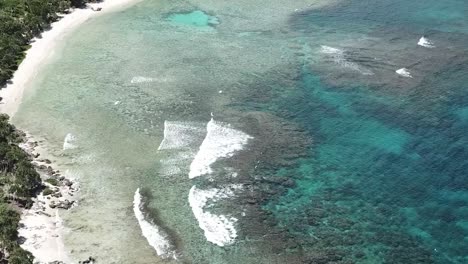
[0,1,141,263]
[19,194,73,264]
[0,0,141,117]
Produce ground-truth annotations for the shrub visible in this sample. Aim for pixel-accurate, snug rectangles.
[45,178,59,186]
[43,187,54,196]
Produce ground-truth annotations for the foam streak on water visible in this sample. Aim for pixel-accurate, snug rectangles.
[188,185,241,246]
[189,119,252,179]
[157,121,206,176]
[320,45,374,75]
[158,121,206,151]
[320,45,344,55]
[159,152,194,176]
[133,188,177,260]
[130,76,171,84]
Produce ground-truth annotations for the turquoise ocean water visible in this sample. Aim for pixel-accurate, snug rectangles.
[12,0,468,263]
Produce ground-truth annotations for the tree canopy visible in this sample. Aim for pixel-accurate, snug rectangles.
[0,1,98,262]
[0,0,98,87]
[0,115,42,263]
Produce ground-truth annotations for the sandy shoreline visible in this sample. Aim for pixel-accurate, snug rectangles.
[0,0,141,263]
[0,0,141,117]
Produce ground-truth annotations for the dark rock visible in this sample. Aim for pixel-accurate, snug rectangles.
[282,178,296,188]
[37,211,51,217]
[52,192,62,198]
[79,256,96,264]
[57,199,74,209]
[63,179,73,187]
[46,167,55,175]
[246,199,257,205]
[50,199,74,210]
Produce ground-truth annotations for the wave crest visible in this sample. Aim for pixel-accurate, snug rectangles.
[396,68,412,78]
[188,185,242,246]
[133,188,177,259]
[189,119,252,179]
[63,133,77,150]
[418,36,435,48]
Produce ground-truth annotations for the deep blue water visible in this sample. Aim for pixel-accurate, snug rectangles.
[263,0,468,263]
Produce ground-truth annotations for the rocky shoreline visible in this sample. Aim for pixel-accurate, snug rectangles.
[17,132,94,264]
[19,134,78,210]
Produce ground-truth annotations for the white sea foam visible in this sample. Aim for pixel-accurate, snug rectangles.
[133,189,177,259]
[131,76,156,83]
[157,121,206,177]
[159,152,194,176]
[158,121,206,151]
[189,119,253,179]
[63,133,77,150]
[320,45,374,75]
[188,185,241,246]
[72,153,97,165]
[320,45,344,55]
[418,36,435,48]
[396,68,413,78]
[131,76,170,84]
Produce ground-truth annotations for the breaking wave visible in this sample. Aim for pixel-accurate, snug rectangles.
[63,133,77,150]
[189,119,253,179]
[396,68,412,78]
[418,36,435,48]
[188,185,242,246]
[133,189,177,259]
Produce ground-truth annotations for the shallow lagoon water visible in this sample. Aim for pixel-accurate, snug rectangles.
[167,10,218,28]
[12,0,468,263]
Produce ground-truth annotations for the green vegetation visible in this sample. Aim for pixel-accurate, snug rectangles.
[0,114,42,263]
[44,178,58,186]
[0,204,33,263]
[0,0,98,87]
[42,187,53,196]
[0,114,42,204]
[0,1,98,262]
